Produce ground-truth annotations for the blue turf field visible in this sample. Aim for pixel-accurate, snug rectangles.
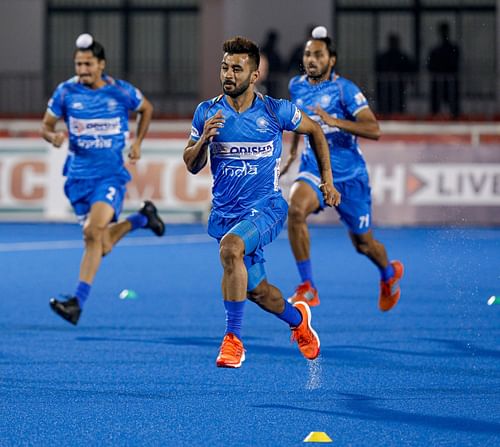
[0,223,499,446]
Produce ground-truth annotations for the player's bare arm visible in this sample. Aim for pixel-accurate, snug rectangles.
[295,114,341,207]
[41,112,65,148]
[312,105,381,140]
[128,97,153,164]
[280,132,300,176]
[184,110,225,174]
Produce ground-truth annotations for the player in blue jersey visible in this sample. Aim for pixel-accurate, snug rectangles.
[184,36,341,368]
[282,26,404,312]
[41,34,165,325]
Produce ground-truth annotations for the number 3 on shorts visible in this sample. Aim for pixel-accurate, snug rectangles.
[106,186,117,202]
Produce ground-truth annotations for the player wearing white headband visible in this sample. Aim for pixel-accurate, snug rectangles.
[42,34,164,325]
[282,26,404,312]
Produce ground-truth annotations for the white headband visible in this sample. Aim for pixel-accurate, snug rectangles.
[312,26,328,39]
[76,33,93,49]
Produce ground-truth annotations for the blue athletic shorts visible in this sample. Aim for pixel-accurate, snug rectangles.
[296,171,372,234]
[64,175,128,224]
[208,194,288,268]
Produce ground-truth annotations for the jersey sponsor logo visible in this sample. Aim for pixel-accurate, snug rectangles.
[69,117,121,136]
[211,141,274,159]
[322,124,338,135]
[312,114,338,135]
[76,137,113,149]
[291,107,302,126]
[223,161,258,177]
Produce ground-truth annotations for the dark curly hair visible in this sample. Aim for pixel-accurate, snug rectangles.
[309,36,337,58]
[74,38,106,61]
[222,36,260,71]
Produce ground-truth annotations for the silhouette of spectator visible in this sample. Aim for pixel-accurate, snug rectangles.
[375,33,415,114]
[427,22,460,118]
[255,52,269,95]
[260,30,283,96]
[287,25,315,76]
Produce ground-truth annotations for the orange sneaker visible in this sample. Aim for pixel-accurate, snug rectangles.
[291,302,320,360]
[287,281,320,307]
[379,260,404,312]
[216,333,246,368]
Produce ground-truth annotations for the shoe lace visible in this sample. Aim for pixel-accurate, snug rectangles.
[220,336,242,357]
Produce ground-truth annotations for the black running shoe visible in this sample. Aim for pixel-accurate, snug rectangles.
[139,200,165,236]
[49,296,81,325]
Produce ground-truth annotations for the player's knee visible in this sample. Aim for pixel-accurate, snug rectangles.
[288,202,307,223]
[83,223,105,245]
[219,236,244,269]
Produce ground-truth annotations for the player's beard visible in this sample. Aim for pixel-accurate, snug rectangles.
[222,75,251,98]
[78,74,96,86]
[79,75,92,84]
[306,64,331,81]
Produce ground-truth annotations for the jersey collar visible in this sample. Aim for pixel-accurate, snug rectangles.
[222,92,259,113]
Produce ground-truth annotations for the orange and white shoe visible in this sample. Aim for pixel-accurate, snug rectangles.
[287,280,320,307]
[216,333,246,368]
[291,302,320,360]
[379,260,404,312]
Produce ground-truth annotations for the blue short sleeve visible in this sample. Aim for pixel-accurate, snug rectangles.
[116,79,144,111]
[288,76,301,104]
[47,83,66,118]
[274,99,302,132]
[341,80,369,117]
[190,103,206,142]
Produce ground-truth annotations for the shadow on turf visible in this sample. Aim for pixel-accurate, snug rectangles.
[74,335,308,358]
[73,334,500,367]
[253,395,500,435]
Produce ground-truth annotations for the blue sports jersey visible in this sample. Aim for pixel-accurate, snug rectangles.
[190,94,302,218]
[289,71,369,182]
[47,74,144,179]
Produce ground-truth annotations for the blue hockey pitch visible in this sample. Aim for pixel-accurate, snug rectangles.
[0,223,499,446]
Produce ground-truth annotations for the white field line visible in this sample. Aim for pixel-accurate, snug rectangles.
[0,233,212,252]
